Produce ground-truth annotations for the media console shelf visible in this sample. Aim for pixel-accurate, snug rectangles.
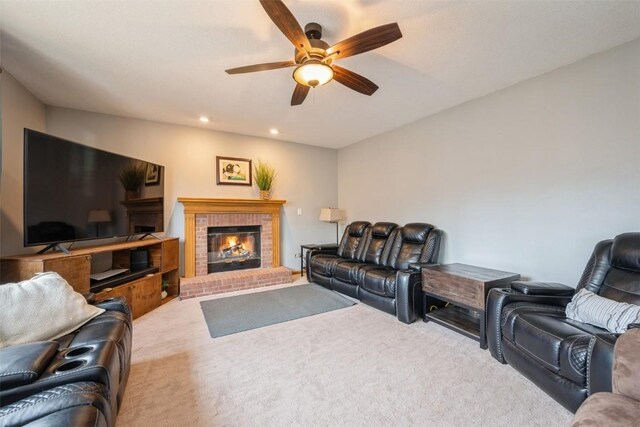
[0,237,179,319]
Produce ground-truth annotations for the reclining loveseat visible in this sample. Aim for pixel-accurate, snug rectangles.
[486,232,640,412]
[307,221,442,323]
[0,297,132,427]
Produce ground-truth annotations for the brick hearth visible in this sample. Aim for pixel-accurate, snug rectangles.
[177,198,291,298]
[180,267,292,299]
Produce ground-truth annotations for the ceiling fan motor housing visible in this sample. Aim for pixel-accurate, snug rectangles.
[295,24,330,65]
[305,22,322,39]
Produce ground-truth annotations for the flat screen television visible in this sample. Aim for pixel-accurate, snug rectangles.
[23,129,165,249]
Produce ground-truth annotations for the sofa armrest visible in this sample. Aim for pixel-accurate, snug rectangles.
[408,262,439,272]
[587,333,618,396]
[305,247,339,278]
[82,292,96,304]
[94,296,131,321]
[311,244,339,250]
[396,269,422,324]
[486,288,574,363]
[510,281,575,296]
[0,341,59,388]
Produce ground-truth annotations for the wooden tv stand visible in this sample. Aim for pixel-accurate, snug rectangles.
[0,237,179,319]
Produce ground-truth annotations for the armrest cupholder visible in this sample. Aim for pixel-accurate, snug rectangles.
[64,346,93,358]
[56,359,86,373]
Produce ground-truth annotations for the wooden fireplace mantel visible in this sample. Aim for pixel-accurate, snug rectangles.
[178,198,286,278]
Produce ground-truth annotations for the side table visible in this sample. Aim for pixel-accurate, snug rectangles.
[422,263,520,349]
[300,244,336,276]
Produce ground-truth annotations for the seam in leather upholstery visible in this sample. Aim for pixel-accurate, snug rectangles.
[33,368,112,402]
[0,370,37,377]
[0,389,100,416]
[493,293,507,360]
[585,336,597,396]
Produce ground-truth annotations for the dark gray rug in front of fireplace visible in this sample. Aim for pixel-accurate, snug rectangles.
[199,284,356,338]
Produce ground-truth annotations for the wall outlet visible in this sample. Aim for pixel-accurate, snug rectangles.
[297,208,302,215]
[294,253,301,258]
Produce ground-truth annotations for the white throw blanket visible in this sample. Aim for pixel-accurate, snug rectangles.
[0,272,104,348]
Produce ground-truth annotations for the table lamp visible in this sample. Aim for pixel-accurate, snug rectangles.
[319,207,343,244]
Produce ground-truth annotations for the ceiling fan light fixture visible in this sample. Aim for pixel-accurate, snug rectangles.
[293,60,333,88]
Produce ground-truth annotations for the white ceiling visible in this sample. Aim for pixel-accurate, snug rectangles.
[2,1,640,149]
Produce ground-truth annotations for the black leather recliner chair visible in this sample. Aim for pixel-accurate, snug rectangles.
[308,221,442,323]
[486,232,640,413]
[0,297,132,427]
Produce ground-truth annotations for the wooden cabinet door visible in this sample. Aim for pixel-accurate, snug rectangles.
[161,238,179,273]
[95,283,133,306]
[131,274,161,319]
[44,255,91,293]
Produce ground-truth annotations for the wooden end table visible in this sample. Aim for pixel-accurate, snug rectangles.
[422,263,520,349]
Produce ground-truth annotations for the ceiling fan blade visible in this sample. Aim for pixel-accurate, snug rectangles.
[259,0,311,52]
[326,23,402,59]
[291,83,310,106]
[225,60,296,74]
[332,65,378,96]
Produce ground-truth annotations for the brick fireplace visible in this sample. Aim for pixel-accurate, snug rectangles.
[178,198,292,299]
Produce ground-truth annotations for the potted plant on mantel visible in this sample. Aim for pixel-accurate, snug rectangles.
[118,163,146,200]
[253,160,277,200]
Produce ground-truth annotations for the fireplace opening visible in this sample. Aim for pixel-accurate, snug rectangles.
[207,225,261,273]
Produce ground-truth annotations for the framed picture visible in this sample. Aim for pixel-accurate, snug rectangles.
[216,156,252,186]
[145,163,161,186]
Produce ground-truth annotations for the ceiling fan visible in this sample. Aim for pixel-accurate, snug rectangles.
[225,0,403,106]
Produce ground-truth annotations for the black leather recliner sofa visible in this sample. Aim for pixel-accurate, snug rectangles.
[307,221,442,323]
[486,232,640,413]
[0,297,132,427]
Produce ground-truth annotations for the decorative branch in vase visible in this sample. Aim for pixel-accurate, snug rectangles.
[253,160,277,200]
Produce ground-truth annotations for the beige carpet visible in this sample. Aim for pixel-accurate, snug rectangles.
[117,280,573,426]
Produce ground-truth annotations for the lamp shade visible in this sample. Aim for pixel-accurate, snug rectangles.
[319,208,342,222]
[293,60,334,88]
[87,209,111,223]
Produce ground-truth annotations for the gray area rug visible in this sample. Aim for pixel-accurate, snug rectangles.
[200,284,355,337]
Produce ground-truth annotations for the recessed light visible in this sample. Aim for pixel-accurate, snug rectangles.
[270,128,279,135]
[199,116,210,123]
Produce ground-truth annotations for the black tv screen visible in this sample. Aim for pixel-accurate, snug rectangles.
[23,129,165,247]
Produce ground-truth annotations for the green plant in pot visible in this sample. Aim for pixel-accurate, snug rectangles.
[119,163,146,200]
[253,160,277,200]
[161,279,170,299]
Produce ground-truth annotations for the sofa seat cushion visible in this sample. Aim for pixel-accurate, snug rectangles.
[351,265,387,286]
[505,311,606,385]
[333,261,368,283]
[362,269,397,298]
[310,255,342,276]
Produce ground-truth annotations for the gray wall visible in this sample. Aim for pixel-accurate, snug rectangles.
[1,77,339,270]
[338,39,640,285]
[44,107,338,272]
[1,71,47,256]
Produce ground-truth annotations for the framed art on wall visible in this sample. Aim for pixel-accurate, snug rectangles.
[145,163,161,186]
[216,156,252,186]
